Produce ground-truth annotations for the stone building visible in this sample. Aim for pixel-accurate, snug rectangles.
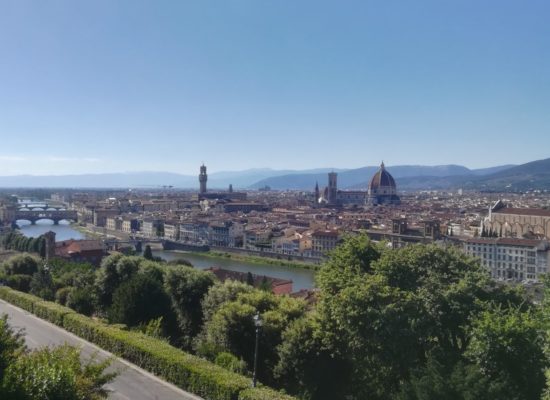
[464,237,550,282]
[484,200,550,240]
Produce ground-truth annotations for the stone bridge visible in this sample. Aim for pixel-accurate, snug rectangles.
[14,209,78,224]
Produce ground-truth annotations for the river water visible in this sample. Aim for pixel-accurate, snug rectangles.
[18,222,316,290]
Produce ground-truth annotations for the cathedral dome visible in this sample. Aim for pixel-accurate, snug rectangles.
[368,162,396,194]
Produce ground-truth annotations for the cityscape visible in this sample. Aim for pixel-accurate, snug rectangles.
[1,1,550,400]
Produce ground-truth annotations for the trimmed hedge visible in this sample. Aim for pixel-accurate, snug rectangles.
[63,312,250,400]
[238,388,297,400]
[0,287,297,400]
[34,300,75,326]
[0,286,39,312]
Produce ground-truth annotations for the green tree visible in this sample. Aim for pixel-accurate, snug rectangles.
[200,290,306,385]
[66,287,95,316]
[143,245,153,260]
[274,314,350,400]
[465,305,547,400]
[201,280,254,324]
[29,266,55,301]
[164,266,215,347]
[94,254,140,312]
[1,254,40,276]
[108,274,173,328]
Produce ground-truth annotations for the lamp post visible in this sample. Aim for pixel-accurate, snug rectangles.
[252,312,263,388]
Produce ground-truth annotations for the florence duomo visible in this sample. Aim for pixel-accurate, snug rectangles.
[314,161,401,207]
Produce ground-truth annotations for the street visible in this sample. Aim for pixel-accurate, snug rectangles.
[0,300,202,400]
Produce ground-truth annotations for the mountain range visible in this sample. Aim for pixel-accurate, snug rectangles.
[0,158,548,191]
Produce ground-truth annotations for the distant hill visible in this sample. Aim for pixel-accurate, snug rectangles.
[0,168,347,189]
[250,164,516,190]
[378,159,550,191]
[464,158,550,191]
[2,159,546,190]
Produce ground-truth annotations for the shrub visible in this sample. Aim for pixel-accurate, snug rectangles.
[66,286,95,316]
[215,352,247,374]
[4,274,32,292]
[0,287,39,312]
[55,286,73,305]
[34,300,75,326]
[238,387,297,400]
[1,253,40,276]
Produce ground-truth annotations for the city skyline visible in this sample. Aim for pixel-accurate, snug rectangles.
[1,1,550,175]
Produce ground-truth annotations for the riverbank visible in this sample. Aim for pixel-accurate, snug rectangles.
[71,223,102,239]
[184,250,323,271]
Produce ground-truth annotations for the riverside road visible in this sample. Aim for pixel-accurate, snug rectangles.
[0,299,202,400]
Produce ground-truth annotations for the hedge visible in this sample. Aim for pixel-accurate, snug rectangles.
[63,312,251,400]
[33,300,75,326]
[0,286,39,312]
[0,287,297,400]
[238,388,298,400]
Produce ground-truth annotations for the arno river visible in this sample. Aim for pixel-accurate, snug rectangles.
[18,221,316,291]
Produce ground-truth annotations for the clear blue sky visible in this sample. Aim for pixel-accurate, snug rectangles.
[1,0,549,175]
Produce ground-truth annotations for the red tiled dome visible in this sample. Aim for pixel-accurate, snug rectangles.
[369,162,396,191]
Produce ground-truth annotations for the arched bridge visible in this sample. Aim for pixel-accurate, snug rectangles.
[15,209,78,224]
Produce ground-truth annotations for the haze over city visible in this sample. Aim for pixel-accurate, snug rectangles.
[1,0,550,175]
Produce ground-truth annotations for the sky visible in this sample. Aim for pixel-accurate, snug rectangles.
[0,0,549,175]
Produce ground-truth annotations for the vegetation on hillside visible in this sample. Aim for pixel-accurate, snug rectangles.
[0,233,548,399]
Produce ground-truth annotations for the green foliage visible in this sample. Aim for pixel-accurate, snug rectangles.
[55,286,73,305]
[2,344,115,400]
[274,314,349,400]
[61,313,252,400]
[315,235,537,399]
[1,253,40,276]
[143,244,153,260]
[0,286,39,312]
[0,314,26,382]
[164,265,216,347]
[238,387,297,400]
[3,274,32,292]
[33,300,75,326]
[30,266,55,300]
[66,286,95,316]
[215,352,247,374]
[1,231,46,254]
[94,254,140,312]
[109,274,172,328]
[397,352,511,400]
[202,280,255,324]
[466,305,547,399]
[200,290,306,386]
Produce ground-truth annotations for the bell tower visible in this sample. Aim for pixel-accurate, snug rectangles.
[199,164,208,194]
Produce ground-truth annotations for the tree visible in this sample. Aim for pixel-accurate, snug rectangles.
[465,305,547,400]
[1,254,40,276]
[66,287,95,316]
[94,254,140,312]
[164,266,215,347]
[201,280,254,324]
[199,290,306,385]
[108,274,173,329]
[29,266,55,301]
[314,235,529,399]
[143,245,153,260]
[274,314,350,400]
